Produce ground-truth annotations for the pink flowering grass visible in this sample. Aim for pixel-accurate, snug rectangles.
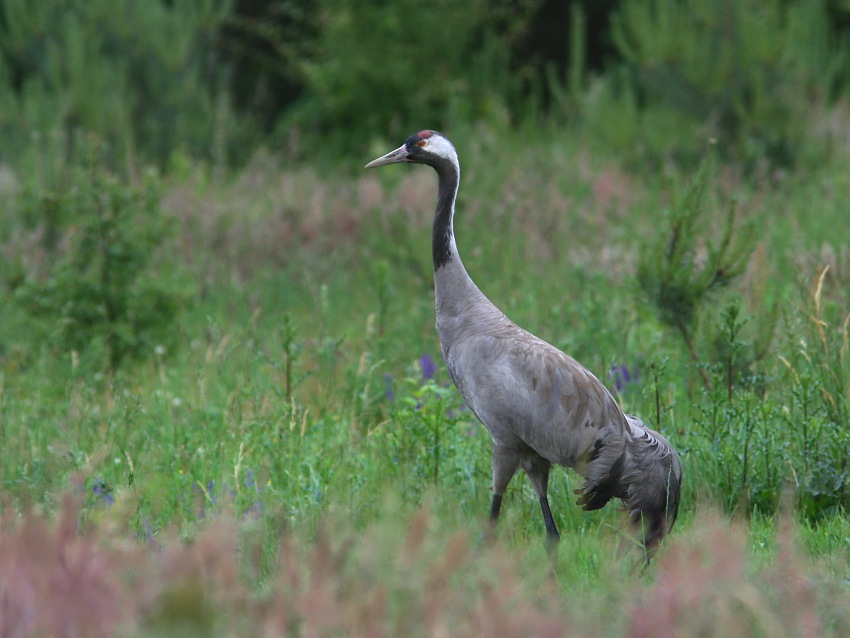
[1,494,847,637]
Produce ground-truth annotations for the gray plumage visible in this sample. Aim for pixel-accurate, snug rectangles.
[366,130,681,556]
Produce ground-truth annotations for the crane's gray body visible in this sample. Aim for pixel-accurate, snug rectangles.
[367,130,681,555]
[435,247,679,519]
[436,265,606,468]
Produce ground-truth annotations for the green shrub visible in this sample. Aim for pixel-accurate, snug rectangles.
[636,153,755,390]
[779,267,850,517]
[595,0,849,166]
[13,136,192,372]
[0,0,234,169]
[681,263,850,519]
[283,0,535,155]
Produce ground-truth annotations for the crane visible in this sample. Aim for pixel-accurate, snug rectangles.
[366,130,681,558]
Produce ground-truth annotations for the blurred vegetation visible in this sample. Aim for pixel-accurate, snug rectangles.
[0,1,850,625]
[1,0,848,169]
[1,498,848,636]
[0,0,241,171]
[605,0,850,166]
[280,0,538,155]
[9,134,192,373]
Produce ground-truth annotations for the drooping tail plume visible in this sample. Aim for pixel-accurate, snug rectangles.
[623,415,681,556]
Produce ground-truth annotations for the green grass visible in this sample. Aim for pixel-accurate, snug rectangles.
[1,124,849,633]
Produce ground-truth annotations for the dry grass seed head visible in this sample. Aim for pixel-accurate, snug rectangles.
[0,494,147,638]
[628,510,835,638]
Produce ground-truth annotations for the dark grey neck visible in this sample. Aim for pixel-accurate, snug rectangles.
[431,160,459,271]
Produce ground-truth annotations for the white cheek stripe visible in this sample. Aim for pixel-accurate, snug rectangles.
[427,137,459,165]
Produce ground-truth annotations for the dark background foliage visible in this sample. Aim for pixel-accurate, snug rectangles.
[1,0,848,169]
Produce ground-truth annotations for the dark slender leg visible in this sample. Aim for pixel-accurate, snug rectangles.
[489,446,520,535]
[538,495,560,541]
[523,454,560,562]
[489,493,503,522]
[539,495,560,564]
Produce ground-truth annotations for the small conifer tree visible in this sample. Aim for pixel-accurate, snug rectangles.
[637,152,755,390]
[15,136,191,372]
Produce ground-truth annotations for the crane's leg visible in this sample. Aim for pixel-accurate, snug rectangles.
[522,455,560,548]
[489,446,520,526]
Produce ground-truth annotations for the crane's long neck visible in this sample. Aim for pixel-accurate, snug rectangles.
[431,161,461,270]
[431,159,501,338]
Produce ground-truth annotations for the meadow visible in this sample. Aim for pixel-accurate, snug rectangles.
[1,120,849,635]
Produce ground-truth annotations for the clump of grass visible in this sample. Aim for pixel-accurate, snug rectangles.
[0,492,150,637]
[630,509,849,637]
[1,494,848,636]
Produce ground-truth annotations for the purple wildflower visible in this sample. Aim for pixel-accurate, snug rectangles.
[143,519,154,542]
[141,518,163,550]
[242,470,263,518]
[609,364,639,393]
[191,482,204,518]
[420,354,437,381]
[191,480,216,518]
[247,500,263,518]
[384,373,395,402]
[92,478,115,507]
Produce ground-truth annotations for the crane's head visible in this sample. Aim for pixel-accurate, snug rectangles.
[365,130,459,171]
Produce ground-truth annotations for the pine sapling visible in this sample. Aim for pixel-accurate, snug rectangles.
[637,151,754,391]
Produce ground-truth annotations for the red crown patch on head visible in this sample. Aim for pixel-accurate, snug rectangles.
[416,130,433,139]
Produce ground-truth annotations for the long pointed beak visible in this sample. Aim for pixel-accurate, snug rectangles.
[364,144,409,168]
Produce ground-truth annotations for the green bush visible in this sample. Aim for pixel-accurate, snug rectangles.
[636,153,755,389]
[2,0,846,168]
[12,136,192,372]
[0,0,234,169]
[283,0,534,155]
[591,0,849,166]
